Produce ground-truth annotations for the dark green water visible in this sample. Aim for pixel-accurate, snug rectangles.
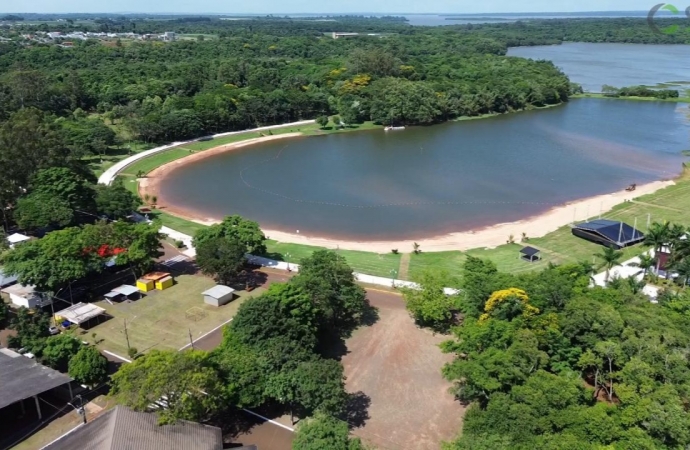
[160,99,688,240]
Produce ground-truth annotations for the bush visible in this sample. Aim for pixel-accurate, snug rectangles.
[391,248,399,254]
[174,239,185,249]
[127,346,139,359]
[68,346,108,386]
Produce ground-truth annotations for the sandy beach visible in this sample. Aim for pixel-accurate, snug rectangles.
[141,134,675,253]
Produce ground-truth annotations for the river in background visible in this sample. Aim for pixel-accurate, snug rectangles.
[160,99,688,240]
[508,43,690,92]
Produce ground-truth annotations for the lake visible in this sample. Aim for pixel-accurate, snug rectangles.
[508,42,690,92]
[159,99,688,240]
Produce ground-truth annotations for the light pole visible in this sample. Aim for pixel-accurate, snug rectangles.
[390,269,398,289]
[68,395,87,424]
[285,252,292,272]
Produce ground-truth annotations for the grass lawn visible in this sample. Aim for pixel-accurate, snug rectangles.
[84,274,264,357]
[264,240,401,278]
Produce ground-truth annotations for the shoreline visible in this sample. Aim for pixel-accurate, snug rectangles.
[140,134,676,253]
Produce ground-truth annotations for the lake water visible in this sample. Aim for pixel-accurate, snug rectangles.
[508,43,690,92]
[160,99,688,240]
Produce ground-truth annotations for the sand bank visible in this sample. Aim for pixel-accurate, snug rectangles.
[141,135,674,253]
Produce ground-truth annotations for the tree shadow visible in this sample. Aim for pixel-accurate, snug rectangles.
[360,302,380,327]
[340,391,371,430]
[208,407,259,442]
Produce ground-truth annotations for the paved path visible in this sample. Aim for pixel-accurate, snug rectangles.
[98,120,315,185]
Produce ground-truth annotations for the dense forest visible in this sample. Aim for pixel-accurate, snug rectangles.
[427,237,690,449]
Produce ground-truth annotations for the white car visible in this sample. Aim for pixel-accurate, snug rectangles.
[48,326,60,335]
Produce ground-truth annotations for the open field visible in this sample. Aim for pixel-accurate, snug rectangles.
[342,290,464,450]
[84,274,263,357]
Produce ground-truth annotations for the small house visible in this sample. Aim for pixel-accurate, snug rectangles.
[1,284,49,309]
[138,272,173,292]
[202,285,236,307]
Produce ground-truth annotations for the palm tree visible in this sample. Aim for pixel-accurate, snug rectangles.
[644,222,670,275]
[595,246,624,284]
[626,275,647,295]
[672,257,690,287]
[631,254,654,279]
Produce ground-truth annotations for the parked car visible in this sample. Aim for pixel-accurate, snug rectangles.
[48,326,60,335]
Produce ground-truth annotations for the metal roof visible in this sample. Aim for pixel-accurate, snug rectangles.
[7,233,30,244]
[43,406,223,450]
[112,285,139,296]
[1,284,36,298]
[0,348,73,409]
[574,220,644,244]
[519,246,540,257]
[57,303,106,325]
[202,285,235,299]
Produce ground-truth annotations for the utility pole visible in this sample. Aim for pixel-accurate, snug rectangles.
[188,328,194,350]
[123,319,130,351]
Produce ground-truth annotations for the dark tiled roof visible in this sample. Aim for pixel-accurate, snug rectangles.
[574,220,644,244]
[0,348,73,409]
[519,246,540,257]
[43,406,223,450]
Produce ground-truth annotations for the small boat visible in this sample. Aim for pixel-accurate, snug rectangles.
[384,126,406,131]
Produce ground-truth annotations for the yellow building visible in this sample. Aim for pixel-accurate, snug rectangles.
[136,278,155,292]
[155,276,174,291]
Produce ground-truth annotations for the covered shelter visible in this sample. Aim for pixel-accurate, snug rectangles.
[0,348,73,421]
[572,219,645,249]
[202,285,236,307]
[519,246,541,262]
[43,405,222,450]
[56,302,106,328]
[104,285,140,303]
[1,284,49,309]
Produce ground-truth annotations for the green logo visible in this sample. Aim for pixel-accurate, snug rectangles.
[647,3,690,34]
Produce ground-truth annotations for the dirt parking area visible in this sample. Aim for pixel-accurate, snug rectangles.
[342,290,464,450]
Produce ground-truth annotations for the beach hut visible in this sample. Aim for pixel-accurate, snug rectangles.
[202,285,236,307]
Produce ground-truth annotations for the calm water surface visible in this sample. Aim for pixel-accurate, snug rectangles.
[508,43,690,92]
[161,99,688,240]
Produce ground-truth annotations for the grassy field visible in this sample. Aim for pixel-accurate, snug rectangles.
[264,240,401,278]
[84,274,264,357]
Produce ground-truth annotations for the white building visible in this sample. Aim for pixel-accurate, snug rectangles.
[7,233,30,248]
[1,284,50,309]
[162,31,176,42]
[202,285,235,307]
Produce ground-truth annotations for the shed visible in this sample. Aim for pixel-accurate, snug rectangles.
[519,246,541,262]
[136,278,155,292]
[7,233,30,248]
[1,284,49,309]
[56,302,106,327]
[202,285,236,307]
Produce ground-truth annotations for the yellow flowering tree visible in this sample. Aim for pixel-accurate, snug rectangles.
[480,288,539,322]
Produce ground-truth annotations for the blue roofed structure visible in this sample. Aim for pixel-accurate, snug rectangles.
[572,219,645,249]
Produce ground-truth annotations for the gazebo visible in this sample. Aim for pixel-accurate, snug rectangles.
[519,246,541,263]
[56,302,106,328]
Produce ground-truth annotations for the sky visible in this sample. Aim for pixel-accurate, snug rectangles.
[2,0,667,15]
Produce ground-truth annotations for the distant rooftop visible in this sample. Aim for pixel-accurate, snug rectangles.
[43,405,222,450]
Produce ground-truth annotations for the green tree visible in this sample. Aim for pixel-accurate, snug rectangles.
[94,179,142,219]
[316,115,329,128]
[193,215,266,255]
[7,307,50,352]
[68,346,108,386]
[292,250,368,333]
[14,193,74,231]
[29,167,96,214]
[195,236,246,284]
[594,246,624,283]
[41,334,82,372]
[292,413,364,450]
[402,270,458,331]
[110,350,223,424]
